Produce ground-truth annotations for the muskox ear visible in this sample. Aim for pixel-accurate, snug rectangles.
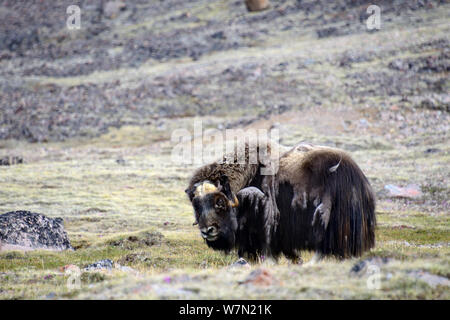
[214,196,228,211]
[185,186,195,202]
[218,175,239,208]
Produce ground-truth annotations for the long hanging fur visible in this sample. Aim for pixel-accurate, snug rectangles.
[186,142,376,261]
[273,145,376,259]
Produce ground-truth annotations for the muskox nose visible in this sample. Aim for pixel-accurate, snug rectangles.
[200,226,217,239]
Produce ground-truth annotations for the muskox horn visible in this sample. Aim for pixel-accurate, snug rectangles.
[229,195,239,208]
[329,158,342,173]
[218,175,239,207]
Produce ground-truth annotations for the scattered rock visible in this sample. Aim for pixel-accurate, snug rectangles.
[317,27,339,38]
[0,211,72,252]
[389,53,450,74]
[240,268,275,286]
[0,28,39,52]
[407,270,450,288]
[416,96,450,112]
[83,259,114,271]
[229,258,250,269]
[245,0,270,12]
[425,148,440,154]
[60,264,79,273]
[384,184,423,199]
[350,257,390,277]
[0,156,23,166]
[103,1,126,19]
[388,59,412,72]
[109,231,164,249]
[211,31,226,40]
[391,224,416,230]
[118,252,150,264]
[116,157,126,165]
[338,51,371,67]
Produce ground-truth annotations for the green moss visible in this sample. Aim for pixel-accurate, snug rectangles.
[377,226,449,244]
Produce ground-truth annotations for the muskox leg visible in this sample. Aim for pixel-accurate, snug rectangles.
[285,250,303,265]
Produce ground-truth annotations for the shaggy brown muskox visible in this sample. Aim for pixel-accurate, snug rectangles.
[185,142,376,262]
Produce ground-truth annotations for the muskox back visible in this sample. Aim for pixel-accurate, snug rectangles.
[274,144,376,259]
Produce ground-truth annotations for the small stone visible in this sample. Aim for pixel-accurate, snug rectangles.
[245,0,270,12]
[407,270,450,288]
[83,259,114,271]
[116,157,126,165]
[211,31,226,40]
[0,156,23,166]
[384,184,422,199]
[425,148,440,154]
[240,268,274,286]
[350,257,390,277]
[229,258,250,269]
[103,1,126,19]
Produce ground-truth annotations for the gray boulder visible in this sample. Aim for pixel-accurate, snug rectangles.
[0,211,72,252]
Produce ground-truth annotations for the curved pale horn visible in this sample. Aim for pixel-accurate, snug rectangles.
[229,195,239,208]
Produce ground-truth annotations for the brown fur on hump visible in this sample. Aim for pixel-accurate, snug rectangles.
[278,143,346,183]
[278,143,333,209]
[187,139,279,197]
[277,142,376,258]
[188,162,258,196]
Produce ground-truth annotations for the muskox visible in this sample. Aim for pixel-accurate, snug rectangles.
[185,141,376,263]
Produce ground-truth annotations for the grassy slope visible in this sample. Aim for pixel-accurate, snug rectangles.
[0,123,448,299]
[0,1,449,299]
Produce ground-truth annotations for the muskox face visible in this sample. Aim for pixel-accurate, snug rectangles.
[186,178,239,252]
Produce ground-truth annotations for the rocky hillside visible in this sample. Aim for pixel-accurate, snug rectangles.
[0,0,448,142]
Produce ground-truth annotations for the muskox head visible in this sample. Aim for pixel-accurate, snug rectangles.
[185,176,239,252]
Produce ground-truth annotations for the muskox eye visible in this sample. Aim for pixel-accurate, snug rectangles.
[215,197,227,211]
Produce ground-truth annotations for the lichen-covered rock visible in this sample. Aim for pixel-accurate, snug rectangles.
[0,211,72,252]
[83,259,114,271]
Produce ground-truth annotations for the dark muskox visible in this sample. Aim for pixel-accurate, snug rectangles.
[185,142,376,262]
